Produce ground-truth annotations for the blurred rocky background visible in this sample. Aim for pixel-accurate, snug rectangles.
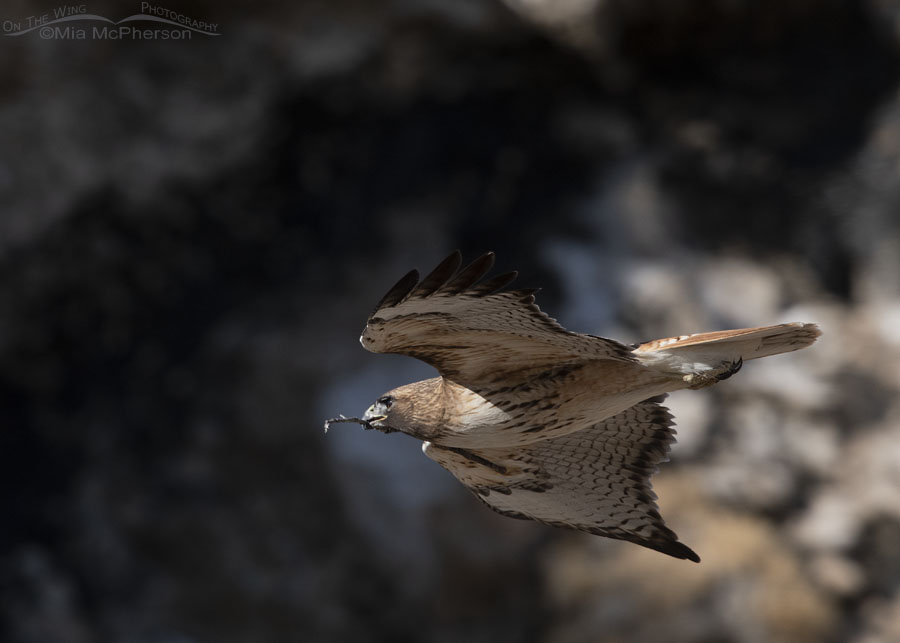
[2,0,900,641]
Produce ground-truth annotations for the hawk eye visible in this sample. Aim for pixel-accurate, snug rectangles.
[377,395,394,408]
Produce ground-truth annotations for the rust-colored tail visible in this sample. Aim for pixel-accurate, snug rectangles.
[633,322,821,362]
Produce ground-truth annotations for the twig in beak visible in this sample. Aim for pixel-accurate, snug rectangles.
[324,415,374,433]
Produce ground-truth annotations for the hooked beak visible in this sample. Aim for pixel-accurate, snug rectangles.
[364,404,388,423]
[363,404,396,434]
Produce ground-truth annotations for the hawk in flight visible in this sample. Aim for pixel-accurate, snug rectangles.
[326,251,820,562]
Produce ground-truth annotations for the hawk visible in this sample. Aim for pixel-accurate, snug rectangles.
[326,251,820,562]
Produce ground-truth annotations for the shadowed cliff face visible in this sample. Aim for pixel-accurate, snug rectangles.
[2,1,900,641]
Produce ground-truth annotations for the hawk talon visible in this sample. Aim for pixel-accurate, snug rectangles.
[717,357,743,381]
[682,373,715,389]
[683,358,744,389]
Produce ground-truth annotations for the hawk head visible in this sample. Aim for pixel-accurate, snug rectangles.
[361,382,442,440]
[324,379,443,439]
[362,394,399,434]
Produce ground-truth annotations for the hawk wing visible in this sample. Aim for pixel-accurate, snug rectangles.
[423,396,699,561]
[361,251,633,387]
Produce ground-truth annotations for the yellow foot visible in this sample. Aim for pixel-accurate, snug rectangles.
[682,358,743,390]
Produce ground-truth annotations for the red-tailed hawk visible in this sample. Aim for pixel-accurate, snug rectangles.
[326,251,820,562]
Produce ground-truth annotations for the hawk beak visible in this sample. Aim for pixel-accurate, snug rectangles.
[363,405,388,423]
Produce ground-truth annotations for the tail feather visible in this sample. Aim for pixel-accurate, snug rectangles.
[633,323,820,382]
[634,322,821,361]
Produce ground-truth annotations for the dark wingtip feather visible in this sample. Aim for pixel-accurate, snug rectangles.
[470,270,518,296]
[371,251,520,314]
[441,252,496,295]
[411,250,462,298]
[662,541,701,563]
[371,268,419,314]
[643,526,700,562]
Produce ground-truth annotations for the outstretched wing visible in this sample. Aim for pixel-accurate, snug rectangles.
[423,396,699,561]
[361,251,633,387]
